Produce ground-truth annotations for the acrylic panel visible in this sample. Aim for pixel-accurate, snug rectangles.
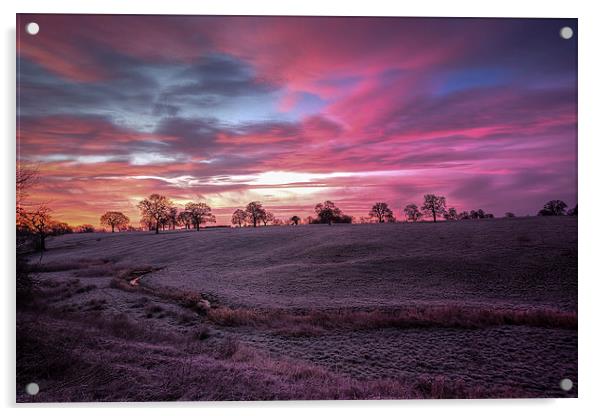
[16,14,577,402]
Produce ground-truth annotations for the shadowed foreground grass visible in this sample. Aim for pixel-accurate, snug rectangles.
[17,307,525,402]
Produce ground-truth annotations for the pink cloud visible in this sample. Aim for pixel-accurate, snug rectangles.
[17,15,577,225]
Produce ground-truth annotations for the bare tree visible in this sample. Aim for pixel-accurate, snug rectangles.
[51,222,73,235]
[456,211,469,220]
[421,194,447,223]
[470,209,486,219]
[28,205,53,251]
[444,207,458,221]
[100,211,130,233]
[458,208,493,219]
[184,202,214,231]
[167,207,179,230]
[137,194,173,234]
[262,212,275,226]
[16,164,38,209]
[538,200,568,216]
[16,164,39,233]
[314,200,342,225]
[231,209,247,227]
[177,210,193,229]
[76,224,96,233]
[16,164,39,299]
[290,215,301,225]
[159,215,170,231]
[139,215,155,231]
[369,202,395,223]
[403,203,422,222]
[245,201,266,228]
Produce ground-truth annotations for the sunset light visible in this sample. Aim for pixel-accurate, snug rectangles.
[17,15,577,227]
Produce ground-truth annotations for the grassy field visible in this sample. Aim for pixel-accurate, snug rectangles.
[17,216,577,401]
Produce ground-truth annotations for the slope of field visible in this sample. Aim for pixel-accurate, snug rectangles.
[18,216,578,400]
[42,216,577,310]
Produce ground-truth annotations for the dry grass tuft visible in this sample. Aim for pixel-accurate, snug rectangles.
[206,304,577,335]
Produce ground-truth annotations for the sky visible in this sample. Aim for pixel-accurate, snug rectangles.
[17,15,577,226]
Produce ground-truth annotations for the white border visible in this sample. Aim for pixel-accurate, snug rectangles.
[2,1,601,415]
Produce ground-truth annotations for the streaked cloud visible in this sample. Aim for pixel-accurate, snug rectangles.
[17,15,577,225]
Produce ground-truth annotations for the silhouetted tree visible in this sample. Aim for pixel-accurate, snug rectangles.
[28,205,53,251]
[458,211,471,220]
[290,215,301,225]
[369,202,395,223]
[100,211,130,233]
[505,212,516,218]
[16,164,38,247]
[207,213,217,226]
[444,207,458,221]
[76,224,96,233]
[185,202,215,231]
[337,215,353,224]
[50,222,73,236]
[137,194,173,234]
[16,164,37,204]
[470,209,486,219]
[421,194,447,223]
[16,164,39,300]
[177,210,193,229]
[16,207,29,233]
[315,200,342,225]
[167,207,179,230]
[16,164,38,226]
[538,200,567,216]
[567,205,577,216]
[262,212,275,226]
[245,201,266,228]
[139,215,154,231]
[231,209,247,227]
[159,214,170,231]
[403,203,422,222]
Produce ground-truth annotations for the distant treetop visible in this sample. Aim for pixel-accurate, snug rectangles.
[538,200,568,216]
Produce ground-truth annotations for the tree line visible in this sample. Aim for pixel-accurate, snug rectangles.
[231,200,354,228]
[401,194,576,222]
[401,194,496,223]
[98,195,578,237]
[134,194,217,234]
[17,183,579,249]
[231,201,280,228]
